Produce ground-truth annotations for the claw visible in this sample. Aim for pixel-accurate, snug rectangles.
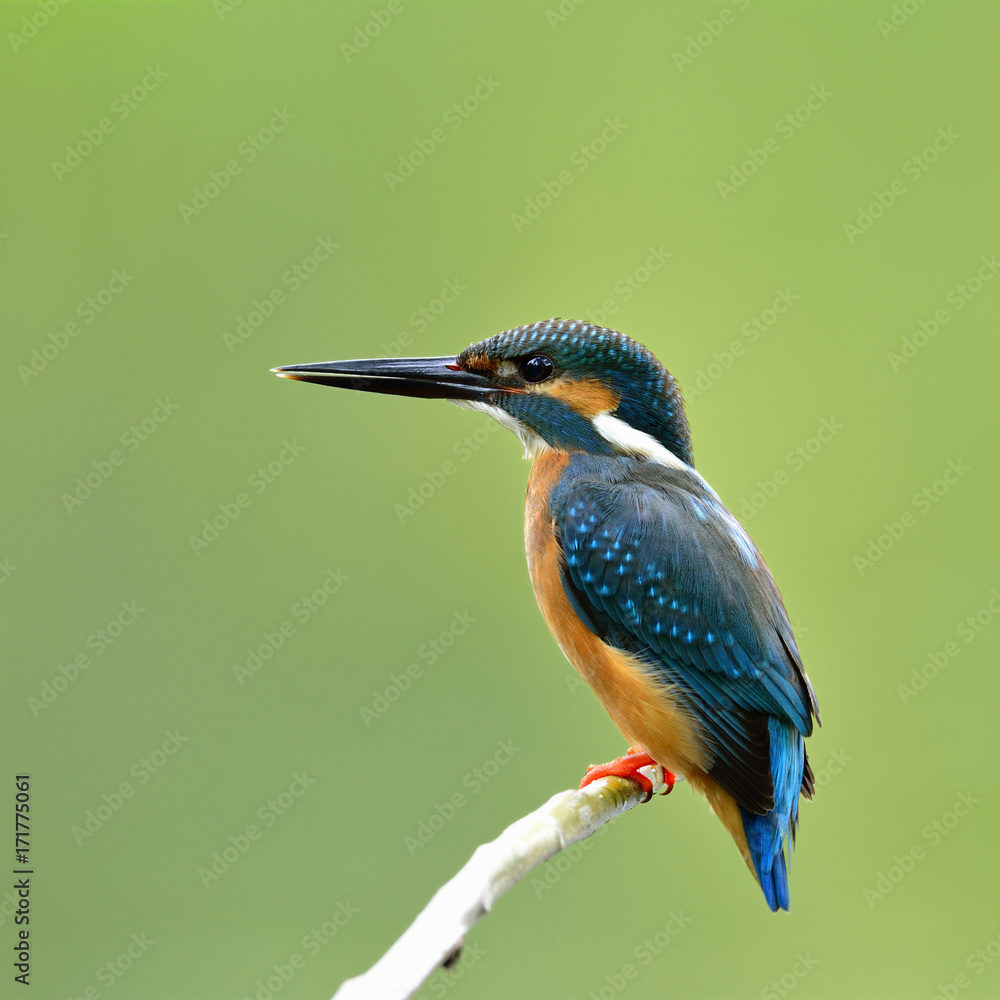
[579,748,677,803]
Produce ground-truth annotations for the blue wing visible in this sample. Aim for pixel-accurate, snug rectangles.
[550,454,818,885]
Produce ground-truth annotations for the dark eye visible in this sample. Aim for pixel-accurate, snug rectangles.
[520,355,554,383]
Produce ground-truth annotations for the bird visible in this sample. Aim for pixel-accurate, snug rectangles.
[272,318,820,912]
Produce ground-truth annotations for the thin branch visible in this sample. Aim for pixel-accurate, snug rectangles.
[332,774,659,1000]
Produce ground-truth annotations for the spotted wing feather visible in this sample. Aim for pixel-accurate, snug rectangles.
[550,455,817,816]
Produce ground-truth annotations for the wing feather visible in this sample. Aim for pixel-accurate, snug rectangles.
[550,456,818,816]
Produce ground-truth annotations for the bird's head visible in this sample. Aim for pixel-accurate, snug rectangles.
[273,318,693,467]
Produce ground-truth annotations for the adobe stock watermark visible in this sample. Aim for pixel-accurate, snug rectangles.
[672,1,751,72]
[877,0,929,40]
[0,889,23,930]
[188,440,305,555]
[51,66,169,181]
[198,772,317,887]
[178,107,296,223]
[17,268,135,384]
[360,610,476,725]
[385,75,501,191]
[414,943,486,1000]
[887,255,998,371]
[71,730,188,845]
[760,953,819,1000]
[862,792,978,907]
[233,568,349,685]
[842,127,960,243]
[8,0,71,54]
[932,927,1000,1000]
[587,911,693,1000]
[394,416,502,523]
[736,417,843,521]
[223,237,339,352]
[403,739,521,856]
[213,0,244,19]
[70,933,156,1000]
[62,397,180,513]
[897,588,1000,705]
[681,288,799,400]
[511,117,628,233]
[27,601,145,717]
[581,245,672,327]
[530,821,612,897]
[853,458,970,575]
[376,278,467,358]
[808,749,852,798]
[716,85,833,202]
[341,1,403,62]
[0,558,18,587]
[241,904,361,1000]
[545,0,585,30]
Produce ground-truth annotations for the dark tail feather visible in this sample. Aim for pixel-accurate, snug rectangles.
[800,750,815,799]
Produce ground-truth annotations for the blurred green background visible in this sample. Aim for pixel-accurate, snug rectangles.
[2,2,998,998]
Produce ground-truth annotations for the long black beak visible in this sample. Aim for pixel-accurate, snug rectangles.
[271,356,496,402]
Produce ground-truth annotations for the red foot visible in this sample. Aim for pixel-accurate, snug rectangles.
[579,747,677,803]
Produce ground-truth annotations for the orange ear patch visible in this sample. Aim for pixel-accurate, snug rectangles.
[544,377,620,417]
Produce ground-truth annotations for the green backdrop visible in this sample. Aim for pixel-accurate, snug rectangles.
[3,2,998,998]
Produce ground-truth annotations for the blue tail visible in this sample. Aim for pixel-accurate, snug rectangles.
[740,718,806,912]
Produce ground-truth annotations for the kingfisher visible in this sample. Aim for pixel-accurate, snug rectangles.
[273,318,820,912]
